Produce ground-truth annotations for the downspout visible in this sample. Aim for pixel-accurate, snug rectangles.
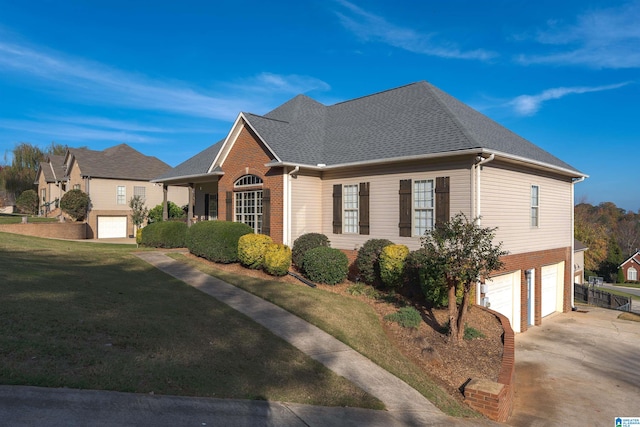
[475,154,495,225]
[571,176,586,309]
[284,166,300,246]
[474,153,495,306]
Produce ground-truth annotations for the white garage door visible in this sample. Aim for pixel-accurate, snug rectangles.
[541,263,564,317]
[98,216,127,239]
[485,271,521,333]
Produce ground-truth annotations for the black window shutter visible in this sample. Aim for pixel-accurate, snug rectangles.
[226,191,233,222]
[399,179,412,237]
[262,188,271,236]
[435,176,450,227]
[333,184,342,234]
[359,182,370,235]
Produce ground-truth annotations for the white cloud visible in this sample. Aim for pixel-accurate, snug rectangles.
[517,1,640,68]
[333,0,497,61]
[0,40,330,121]
[509,82,631,116]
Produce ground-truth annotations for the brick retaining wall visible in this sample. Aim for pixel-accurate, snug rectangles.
[0,222,87,240]
[464,306,515,422]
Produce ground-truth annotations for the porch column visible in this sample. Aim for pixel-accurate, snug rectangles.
[162,184,168,221]
[187,183,195,227]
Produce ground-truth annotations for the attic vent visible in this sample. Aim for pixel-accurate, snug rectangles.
[234,174,263,188]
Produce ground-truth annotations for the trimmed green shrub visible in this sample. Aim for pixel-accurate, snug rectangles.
[292,233,330,269]
[263,243,292,276]
[356,239,394,286]
[187,221,253,263]
[406,249,462,308]
[301,246,348,285]
[617,268,625,284]
[140,221,188,248]
[148,201,185,223]
[60,189,90,221]
[238,234,272,269]
[346,283,381,299]
[16,190,38,215]
[136,227,143,245]
[384,307,422,329]
[379,244,410,288]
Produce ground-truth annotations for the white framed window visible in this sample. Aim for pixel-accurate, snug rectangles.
[414,179,434,236]
[234,175,263,233]
[73,184,81,191]
[133,186,146,200]
[116,186,126,205]
[343,184,359,233]
[531,185,539,227]
[628,267,637,282]
[41,188,46,202]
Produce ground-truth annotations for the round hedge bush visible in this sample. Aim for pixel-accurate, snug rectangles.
[301,246,348,285]
[238,234,272,269]
[292,233,330,268]
[356,238,394,285]
[186,221,254,263]
[379,244,410,288]
[263,243,292,276]
[140,221,188,248]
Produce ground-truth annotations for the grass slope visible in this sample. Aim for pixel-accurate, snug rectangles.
[0,232,382,409]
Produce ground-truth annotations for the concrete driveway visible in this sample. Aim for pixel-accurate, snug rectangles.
[509,307,640,426]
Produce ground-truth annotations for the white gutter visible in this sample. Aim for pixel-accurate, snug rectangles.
[283,166,300,246]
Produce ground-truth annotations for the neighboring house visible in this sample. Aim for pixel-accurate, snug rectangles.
[35,154,67,217]
[37,144,188,239]
[153,81,587,333]
[574,239,588,285]
[619,251,640,283]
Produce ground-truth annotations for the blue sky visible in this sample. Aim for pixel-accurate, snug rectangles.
[0,0,638,210]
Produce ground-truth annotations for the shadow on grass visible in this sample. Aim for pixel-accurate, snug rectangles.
[0,235,382,409]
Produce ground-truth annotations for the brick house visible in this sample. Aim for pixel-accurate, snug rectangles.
[619,251,640,283]
[154,81,587,333]
[36,144,188,239]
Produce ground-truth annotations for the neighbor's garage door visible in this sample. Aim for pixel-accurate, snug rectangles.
[541,262,564,317]
[97,216,127,239]
[485,271,521,333]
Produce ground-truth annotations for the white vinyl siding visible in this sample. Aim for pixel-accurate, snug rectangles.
[319,158,472,251]
[480,162,572,255]
[116,186,126,205]
[343,184,359,233]
[290,173,323,243]
[414,179,434,236]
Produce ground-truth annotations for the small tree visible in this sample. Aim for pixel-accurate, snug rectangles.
[420,213,507,344]
[16,189,39,215]
[129,195,148,236]
[148,201,184,223]
[60,189,90,221]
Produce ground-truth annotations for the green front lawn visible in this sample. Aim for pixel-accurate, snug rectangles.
[0,232,383,409]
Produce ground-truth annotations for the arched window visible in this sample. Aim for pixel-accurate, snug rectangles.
[628,267,637,282]
[234,175,263,233]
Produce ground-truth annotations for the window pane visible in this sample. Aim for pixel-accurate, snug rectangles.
[234,190,263,233]
[414,179,434,235]
[343,185,359,233]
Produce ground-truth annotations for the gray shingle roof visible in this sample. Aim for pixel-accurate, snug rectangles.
[158,81,583,180]
[36,155,65,184]
[153,140,223,181]
[70,144,171,180]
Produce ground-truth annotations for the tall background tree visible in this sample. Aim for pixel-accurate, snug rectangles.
[1,142,67,199]
[575,201,640,282]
